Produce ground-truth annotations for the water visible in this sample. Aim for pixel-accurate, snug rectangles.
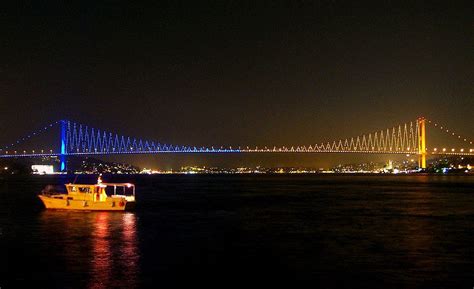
[1,174,473,288]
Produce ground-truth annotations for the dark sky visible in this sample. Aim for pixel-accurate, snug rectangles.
[0,1,472,168]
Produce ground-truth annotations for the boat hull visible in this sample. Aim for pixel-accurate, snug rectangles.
[38,195,135,211]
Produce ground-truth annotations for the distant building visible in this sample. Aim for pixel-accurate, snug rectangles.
[32,165,55,175]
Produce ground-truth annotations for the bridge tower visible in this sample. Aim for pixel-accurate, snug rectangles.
[417,117,427,169]
[60,120,67,172]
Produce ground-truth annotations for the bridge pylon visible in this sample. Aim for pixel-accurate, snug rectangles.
[417,117,427,169]
[60,120,67,172]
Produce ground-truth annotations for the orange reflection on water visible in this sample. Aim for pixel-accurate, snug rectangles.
[119,213,139,287]
[39,211,139,289]
[89,212,112,289]
[89,212,139,289]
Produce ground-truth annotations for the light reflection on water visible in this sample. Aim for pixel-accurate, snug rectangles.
[39,211,139,289]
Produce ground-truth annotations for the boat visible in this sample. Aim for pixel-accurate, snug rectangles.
[38,177,136,211]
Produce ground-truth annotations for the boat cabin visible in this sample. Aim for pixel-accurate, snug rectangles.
[65,183,136,202]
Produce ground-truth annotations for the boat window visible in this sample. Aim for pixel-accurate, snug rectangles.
[79,187,90,193]
[71,186,77,192]
[104,186,115,196]
[103,185,134,196]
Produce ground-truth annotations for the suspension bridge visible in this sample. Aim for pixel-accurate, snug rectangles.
[0,117,472,171]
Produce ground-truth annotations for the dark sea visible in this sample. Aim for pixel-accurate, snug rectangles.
[0,174,473,289]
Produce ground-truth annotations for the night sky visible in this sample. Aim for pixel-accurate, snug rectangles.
[0,2,472,168]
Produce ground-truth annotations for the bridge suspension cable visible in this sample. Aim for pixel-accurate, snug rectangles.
[427,119,473,145]
[0,121,60,153]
